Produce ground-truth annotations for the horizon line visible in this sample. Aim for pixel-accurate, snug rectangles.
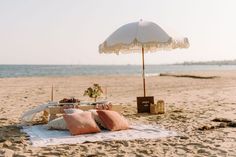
[1,59,236,66]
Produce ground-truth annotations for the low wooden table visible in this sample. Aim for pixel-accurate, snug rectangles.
[45,103,123,121]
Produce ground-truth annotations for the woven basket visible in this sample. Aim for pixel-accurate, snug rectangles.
[150,100,165,114]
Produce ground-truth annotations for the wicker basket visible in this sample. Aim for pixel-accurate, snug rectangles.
[150,100,165,114]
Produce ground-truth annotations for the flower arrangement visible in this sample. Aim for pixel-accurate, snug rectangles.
[84,84,103,102]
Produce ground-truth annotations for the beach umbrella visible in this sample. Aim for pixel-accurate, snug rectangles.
[99,20,189,97]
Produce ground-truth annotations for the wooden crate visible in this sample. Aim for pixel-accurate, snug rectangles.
[137,96,154,113]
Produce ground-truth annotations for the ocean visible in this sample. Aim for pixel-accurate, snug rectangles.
[0,64,236,78]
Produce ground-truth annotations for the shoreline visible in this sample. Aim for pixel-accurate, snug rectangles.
[0,69,236,79]
[1,64,236,79]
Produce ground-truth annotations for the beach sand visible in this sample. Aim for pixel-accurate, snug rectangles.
[1,70,236,156]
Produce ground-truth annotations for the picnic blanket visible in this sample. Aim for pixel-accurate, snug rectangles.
[21,124,177,147]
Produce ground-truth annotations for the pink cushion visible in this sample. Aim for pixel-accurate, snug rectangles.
[63,112,100,135]
[96,110,129,131]
[88,109,107,129]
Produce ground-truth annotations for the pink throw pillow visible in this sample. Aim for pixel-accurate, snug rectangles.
[63,112,100,135]
[88,109,107,129]
[96,110,129,131]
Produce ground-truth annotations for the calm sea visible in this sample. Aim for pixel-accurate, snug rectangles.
[0,64,236,78]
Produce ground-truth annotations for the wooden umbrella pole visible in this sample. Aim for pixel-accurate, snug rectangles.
[142,46,146,97]
[51,85,54,101]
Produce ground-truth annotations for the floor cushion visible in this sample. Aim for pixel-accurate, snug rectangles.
[96,110,129,131]
[47,117,67,130]
[63,112,101,135]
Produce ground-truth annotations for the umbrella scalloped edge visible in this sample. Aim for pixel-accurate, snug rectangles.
[99,38,189,54]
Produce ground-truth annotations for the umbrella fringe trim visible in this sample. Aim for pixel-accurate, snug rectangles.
[99,38,189,54]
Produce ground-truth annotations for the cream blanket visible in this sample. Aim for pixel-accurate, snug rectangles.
[21,124,177,147]
[21,102,57,124]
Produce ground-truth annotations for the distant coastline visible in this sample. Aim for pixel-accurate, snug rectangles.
[176,59,236,65]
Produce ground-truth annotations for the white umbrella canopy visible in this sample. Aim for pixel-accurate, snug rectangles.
[99,20,189,54]
[99,20,189,96]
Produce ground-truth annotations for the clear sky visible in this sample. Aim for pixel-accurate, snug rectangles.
[0,0,236,65]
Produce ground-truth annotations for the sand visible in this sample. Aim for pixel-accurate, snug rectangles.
[1,70,236,157]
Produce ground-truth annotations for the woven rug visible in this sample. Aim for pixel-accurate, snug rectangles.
[22,124,177,147]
